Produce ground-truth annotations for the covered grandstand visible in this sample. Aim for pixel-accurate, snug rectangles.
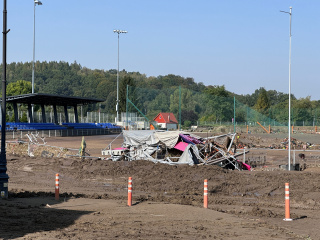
[1,93,121,136]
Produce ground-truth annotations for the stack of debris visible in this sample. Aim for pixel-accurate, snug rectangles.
[102,130,250,170]
[281,137,312,150]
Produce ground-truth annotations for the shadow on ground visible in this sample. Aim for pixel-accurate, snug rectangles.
[0,194,92,240]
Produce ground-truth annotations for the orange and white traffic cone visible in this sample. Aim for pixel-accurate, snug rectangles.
[55,173,59,201]
[204,179,208,208]
[128,177,132,206]
[283,183,292,221]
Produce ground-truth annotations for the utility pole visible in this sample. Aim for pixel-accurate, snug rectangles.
[0,0,9,199]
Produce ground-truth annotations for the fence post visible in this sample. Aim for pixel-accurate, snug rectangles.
[204,179,208,208]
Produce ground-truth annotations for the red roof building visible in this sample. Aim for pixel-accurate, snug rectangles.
[153,112,178,130]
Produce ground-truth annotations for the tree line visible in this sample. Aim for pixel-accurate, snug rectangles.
[1,61,319,126]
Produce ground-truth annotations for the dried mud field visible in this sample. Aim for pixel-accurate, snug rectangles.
[1,132,320,239]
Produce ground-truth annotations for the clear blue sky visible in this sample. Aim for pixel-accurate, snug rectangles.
[3,0,320,100]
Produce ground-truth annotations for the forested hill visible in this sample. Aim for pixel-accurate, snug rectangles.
[1,61,319,125]
[4,61,206,96]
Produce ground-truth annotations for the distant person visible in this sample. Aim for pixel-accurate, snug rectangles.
[298,153,305,160]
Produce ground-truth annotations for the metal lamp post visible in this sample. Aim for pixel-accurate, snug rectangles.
[113,29,127,123]
[280,7,292,171]
[31,0,42,120]
[32,0,42,94]
[0,0,9,199]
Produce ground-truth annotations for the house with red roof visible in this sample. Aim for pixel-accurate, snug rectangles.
[153,112,178,130]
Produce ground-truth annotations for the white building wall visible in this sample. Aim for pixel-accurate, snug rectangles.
[158,123,166,129]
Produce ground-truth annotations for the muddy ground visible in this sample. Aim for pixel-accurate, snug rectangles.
[1,131,320,239]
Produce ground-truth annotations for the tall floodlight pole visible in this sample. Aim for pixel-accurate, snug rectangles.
[0,0,9,199]
[32,0,42,94]
[113,29,127,123]
[280,7,292,171]
[32,0,42,118]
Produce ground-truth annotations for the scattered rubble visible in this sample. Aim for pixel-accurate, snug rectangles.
[236,134,318,150]
[7,132,78,158]
[102,130,249,170]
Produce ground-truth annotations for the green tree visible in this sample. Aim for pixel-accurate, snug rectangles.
[4,80,33,112]
[170,88,197,115]
[119,75,136,113]
[181,110,198,125]
[204,85,229,97]
[149,92,171,113]
[10,113,15,122]
[183,120,192,128]
[292,96,313,124]
[202,86,233,123]
[254,88,270,114]
[6,80,32,96]
[20,112,28,123]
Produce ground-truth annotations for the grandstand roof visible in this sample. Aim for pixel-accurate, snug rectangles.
[3,93,103,106]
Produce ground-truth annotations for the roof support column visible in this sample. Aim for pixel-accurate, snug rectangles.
[64,105,69,123]
[74,105,79,123]
[41,104,46,123]
[28,103,34,123]
[13,102,19,122]
[53,104,58,124]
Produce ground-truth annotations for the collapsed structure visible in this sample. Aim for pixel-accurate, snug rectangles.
[102,130,250,170]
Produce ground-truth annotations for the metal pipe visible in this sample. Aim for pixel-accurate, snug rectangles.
[113,30,127,123]
[0,0,9,199]
[280,7,292,171]
[288,7,292,171]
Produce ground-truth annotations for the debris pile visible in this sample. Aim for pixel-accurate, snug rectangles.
[9,132,78,158]
[236,135,317,150]
[280,137,307,149]
[102,130,249,170]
